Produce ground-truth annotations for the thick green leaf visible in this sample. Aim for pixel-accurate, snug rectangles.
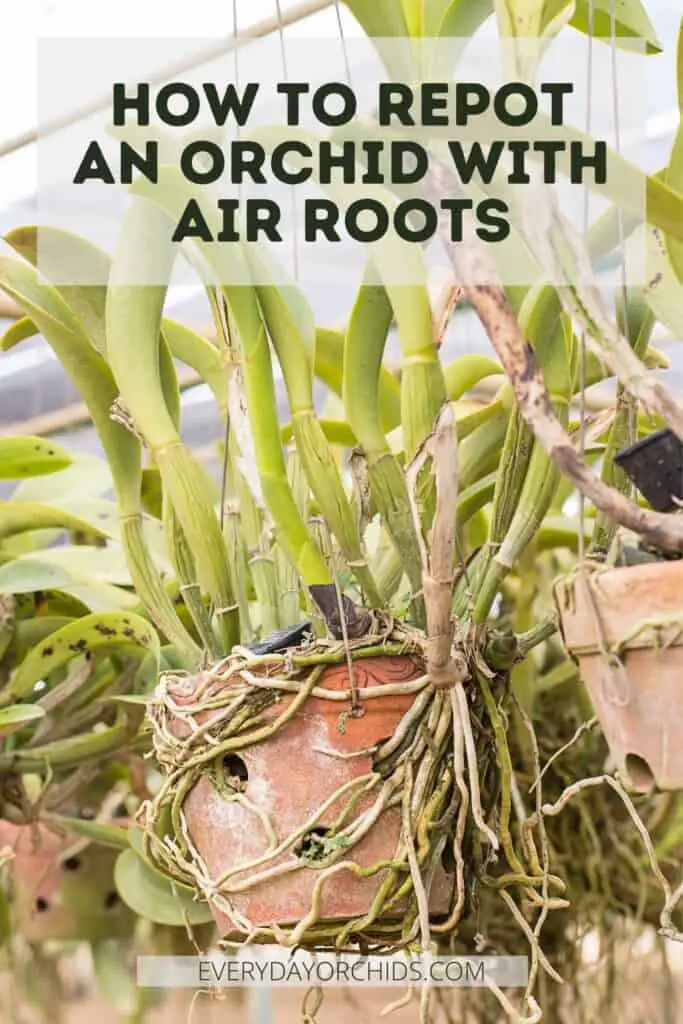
[4,616,73,661]
[443,355,503,401]
[0,556,137,610]
[141,468,163,520]
[50,815,131,850]
[0,703,45,734]
[0,255,141,511]
[2,232,197,663]
[433,0,492,37]
[114,848,213,926]
[0,315,38,351]
[483,0,661,51]
[0,545,135,588]
[11,454,114,503]
[643,226,683,335]
[433,0,659,55]
[0,501,108,542]
[281,418,356,447]
[162,318,226,415]
[65,583,140,612]
[0,528,63,556]
[5,226,109,354]
[315,327,401,429]
[0,437,72,479]
[571,0,661,53]
[342,0,409,37]
[665,20,683,286]
[7,610,159,699]
[646,176,683,251]
[494,0,544,38]
[46,500,170,565]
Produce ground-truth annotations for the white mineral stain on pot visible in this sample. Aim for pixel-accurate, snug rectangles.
[244,772,272,810]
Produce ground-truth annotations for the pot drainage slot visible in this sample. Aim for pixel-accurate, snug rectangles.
[103,890,120,910]
[221,754,249,788]
[35,897,50,913]
[295,827,332,862]
[62,856,81,872]
[624,753,655,793]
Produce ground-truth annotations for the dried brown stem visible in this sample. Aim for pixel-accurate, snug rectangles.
[406,403,470,688]
[426,163,683,555]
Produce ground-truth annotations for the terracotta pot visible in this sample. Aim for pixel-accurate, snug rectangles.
[168,655,455,937]
[0,820,135,942]
[555,561,683,792]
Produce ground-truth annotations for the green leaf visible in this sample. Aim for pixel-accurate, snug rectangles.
[114,848,214,926]
[2,231,196,663]
[0,545,136,589]
[0,557,70,593]
[45,500,170,566]
[665,20,683,286]
[162,318,226,415]
[570,0,662,53]
[281,418,356,447]
[432,0,492,37]
[5,225,110,354]
[0,255,141,511]
[342,0,409,37]
[49,815,131,850]
[643,226,683,335]
[0,437,72,479]
[443,355,503,401]
[0,315,38,351]
[315,327,401,429]
[6,611,159,700]
[646,176,683,251]
[0,556,137,608]
[141,468,163,520]
[4,616,73,661]
[493,0,545,38]
[0,703,45,734]
[11,454,114,503]
[0,501,108,542]
[65,583,140,613]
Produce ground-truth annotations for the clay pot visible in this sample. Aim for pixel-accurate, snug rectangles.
[169,655,455,937]
[0,820,135,942]
[555,561,683,793]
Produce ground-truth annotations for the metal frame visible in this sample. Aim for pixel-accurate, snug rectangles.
[0,0,333,160]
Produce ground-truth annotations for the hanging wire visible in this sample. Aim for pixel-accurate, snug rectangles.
[218,0,241,532]
[577,0,595,564]
[333,0,353,85]
[609,0,637,459]
[274,0,301,281]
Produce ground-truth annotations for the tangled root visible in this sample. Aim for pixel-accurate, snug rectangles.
[138,623,683,1022]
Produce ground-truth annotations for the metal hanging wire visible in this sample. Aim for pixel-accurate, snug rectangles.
[274,0,301,281]
[577,0,595,564]
[609,0,637,462]
[333,0,353,86]
[218,0,242,534]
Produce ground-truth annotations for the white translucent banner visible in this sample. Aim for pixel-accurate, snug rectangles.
[136,952,530,988]
[37,34,647,287]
